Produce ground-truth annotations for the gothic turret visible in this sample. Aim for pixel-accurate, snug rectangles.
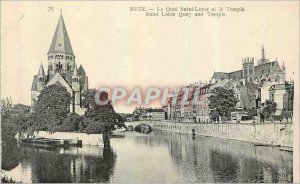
[257,44,269,65]
[72,65,80,111]
[37,63,46,91]
[47,10,75,83]
[242,57,254,80]
[31,11,88,115]
[282,61,286,71]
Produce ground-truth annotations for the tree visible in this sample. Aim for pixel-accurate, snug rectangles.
[56,113,81,132]
[1,112,23,171]
[31,83,71,132]
[208,87,238,122]
[82,88,97,109]
[83,90,122,148]
[261,100,277,122]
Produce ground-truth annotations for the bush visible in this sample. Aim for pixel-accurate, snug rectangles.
[55,113,81,132]
[85,121,113,134]
[85,121,103,134]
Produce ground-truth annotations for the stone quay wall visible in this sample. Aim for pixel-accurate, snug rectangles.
[135,121,293,147]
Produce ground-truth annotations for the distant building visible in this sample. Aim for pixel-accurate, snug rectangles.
[31,12,88,115]
[269,81,294,115]
[194,84,211,123]
[167,46,290,123]
[1,97,30,116]
[210,46,285,111]
[210,46,286,84]
[141,108,165,121]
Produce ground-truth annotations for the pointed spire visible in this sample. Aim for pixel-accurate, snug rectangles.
[38,62,45,76]
[282,61,286,70]
[262,44,265,59]
[48,12,74,55]
[73,64,78,76]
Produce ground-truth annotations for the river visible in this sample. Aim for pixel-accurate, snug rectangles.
[2,130,293,183]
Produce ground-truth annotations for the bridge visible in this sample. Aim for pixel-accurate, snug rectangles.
[124,121,153,133]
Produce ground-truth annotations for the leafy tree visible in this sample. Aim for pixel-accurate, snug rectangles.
[82,88,97,109]
[261,100,277,121]
[83,90,123,148]
[56,113,81,132]
[1,112,22,170]
[208,87,238,122]
[31,83,71,132]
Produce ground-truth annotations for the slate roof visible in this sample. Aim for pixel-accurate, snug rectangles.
[38,64,45,76]
[48,13,74,55]
[212,72,229,79]
[212,61,283,80]
[31,75,38,91]
[78,65,86,76]
[145,108,164,112]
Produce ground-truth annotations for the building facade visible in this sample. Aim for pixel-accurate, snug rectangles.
[269,81,294,115]
[140,108,165,121]
[165,46,291,123]
[31,12,88,115]
[210,46,286,110]
[210,46,286,84]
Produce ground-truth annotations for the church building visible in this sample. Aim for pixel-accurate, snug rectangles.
[210,46,287,111]
[31,12,88,115]
[210,46,286,84]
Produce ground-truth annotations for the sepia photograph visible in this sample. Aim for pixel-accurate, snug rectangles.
[1,1,299,183]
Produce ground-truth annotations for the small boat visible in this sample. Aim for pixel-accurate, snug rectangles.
[20,138,82,147]
[20,138,64,147]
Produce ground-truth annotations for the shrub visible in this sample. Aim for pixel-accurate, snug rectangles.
[56,113,81,132]
[85,121,103,134]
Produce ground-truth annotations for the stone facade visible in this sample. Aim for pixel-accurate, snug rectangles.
[140,108,165,121]
[269,82,294,115]
[31,12,88,115]
[166,46,291,123]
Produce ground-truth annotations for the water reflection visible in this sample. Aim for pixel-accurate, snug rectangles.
[150,131,293,183]
[2,130,292,183]
[3,145,116,183]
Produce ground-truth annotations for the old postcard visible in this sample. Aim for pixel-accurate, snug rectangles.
[1,1,299,183]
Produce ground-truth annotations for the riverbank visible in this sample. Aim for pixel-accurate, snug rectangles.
[129,121,293,148]
[17,131,104,146]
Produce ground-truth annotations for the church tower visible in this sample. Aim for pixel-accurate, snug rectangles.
[47,10,75,84]
[242,57,254,80]
[37,63,46,91]
[31,11,89,115]
[72,64,81,112]
[257,45,269,65]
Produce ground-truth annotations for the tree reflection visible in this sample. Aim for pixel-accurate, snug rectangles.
[210,150,238,183]
[1,123,22,171]
[18,146,116,183]
[78,148,116,183]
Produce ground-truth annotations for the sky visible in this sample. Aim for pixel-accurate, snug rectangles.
[1,1,299,113]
